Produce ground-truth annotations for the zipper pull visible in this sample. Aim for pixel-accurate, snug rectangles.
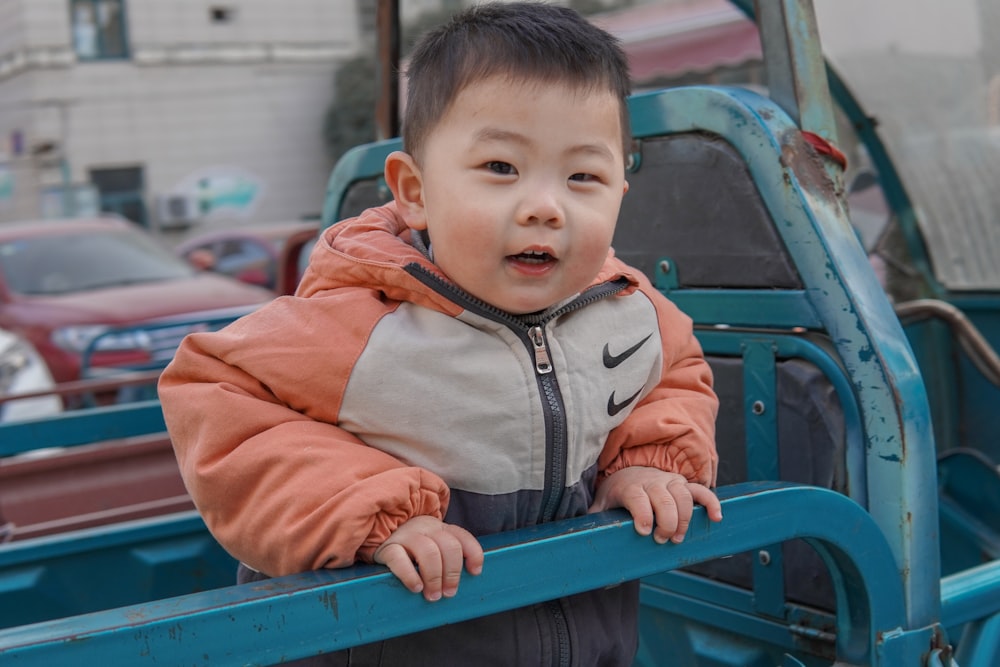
[528,325,553,375]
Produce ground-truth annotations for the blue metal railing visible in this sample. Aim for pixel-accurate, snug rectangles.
[0,483,912,666]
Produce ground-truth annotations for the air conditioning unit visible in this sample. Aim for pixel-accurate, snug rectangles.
[155,193,200,229]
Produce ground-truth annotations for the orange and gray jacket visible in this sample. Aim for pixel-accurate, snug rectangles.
[159,202,718,664]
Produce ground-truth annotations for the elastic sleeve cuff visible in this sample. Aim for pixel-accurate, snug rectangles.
[355,470,449,563]
[600,442,717,487]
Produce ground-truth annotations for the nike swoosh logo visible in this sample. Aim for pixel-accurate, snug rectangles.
[603,333,653,368]
[607,387,643,417]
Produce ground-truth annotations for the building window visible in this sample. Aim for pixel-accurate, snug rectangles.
[210,6,236,24]
[71,0,129,60]
[90,166,147,227]
[357,0,376,38]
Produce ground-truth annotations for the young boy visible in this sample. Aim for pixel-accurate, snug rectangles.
[159,2,721,664]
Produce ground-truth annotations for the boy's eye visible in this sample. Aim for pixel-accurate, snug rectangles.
[486,161,516,175]
[569,173,598,183]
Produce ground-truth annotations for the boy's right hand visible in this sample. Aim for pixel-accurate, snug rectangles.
[373,516,484,602]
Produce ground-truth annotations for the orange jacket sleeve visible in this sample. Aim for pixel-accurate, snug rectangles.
[159,297,450,577]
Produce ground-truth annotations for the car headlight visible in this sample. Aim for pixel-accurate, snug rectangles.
[0,333,62,423]
[51,325,153,353]
[0,337,34,395]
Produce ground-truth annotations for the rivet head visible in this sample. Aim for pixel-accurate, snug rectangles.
[752,400,766,415]
[659,260,671,274]
[758,550,771,566]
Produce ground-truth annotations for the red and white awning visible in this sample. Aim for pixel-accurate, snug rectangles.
[592,0,761,81]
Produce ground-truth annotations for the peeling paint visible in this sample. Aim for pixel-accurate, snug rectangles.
[780,133,839,207]
[321,591,340,621]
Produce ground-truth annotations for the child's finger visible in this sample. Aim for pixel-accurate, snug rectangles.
[375,542,424,594]
[641,477,690,544]
[620,487,655,537]
[430,529,468,598]
[659,478,693,544]
[689,483,724,522]
[407,535,449,602]
[447,524,485,575]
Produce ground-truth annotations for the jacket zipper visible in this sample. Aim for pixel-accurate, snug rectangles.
[533,330,565,523]
[406,266,629,517]
[406,265,629,664]
[546,599,572,667]
[528,325,552,374]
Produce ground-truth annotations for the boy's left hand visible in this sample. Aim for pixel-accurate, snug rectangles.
[589,466,723,544]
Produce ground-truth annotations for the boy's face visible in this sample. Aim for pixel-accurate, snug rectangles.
[388,75,629,314]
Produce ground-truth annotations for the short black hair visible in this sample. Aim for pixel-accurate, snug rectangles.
[403,1,632,159]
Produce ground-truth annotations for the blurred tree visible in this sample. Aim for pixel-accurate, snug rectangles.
[322,54,377,163]
[322,6,457,162]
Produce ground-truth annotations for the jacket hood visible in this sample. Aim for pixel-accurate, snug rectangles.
[296,202,644,312]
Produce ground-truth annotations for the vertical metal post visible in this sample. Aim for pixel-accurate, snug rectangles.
[754,0,837,143]
[375,0,400,140]
[743,339,785,618]
[753,2,940,634]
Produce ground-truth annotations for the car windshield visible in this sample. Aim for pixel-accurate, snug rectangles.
[815,0,1000,291]
[0,227,197,296]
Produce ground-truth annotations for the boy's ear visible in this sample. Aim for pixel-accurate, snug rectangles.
[384,150,428,231]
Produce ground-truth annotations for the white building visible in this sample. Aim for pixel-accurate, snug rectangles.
[0,0,734,233]
[0,0,366,230]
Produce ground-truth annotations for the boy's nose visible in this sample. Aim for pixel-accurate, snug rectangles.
[517,183,564,228]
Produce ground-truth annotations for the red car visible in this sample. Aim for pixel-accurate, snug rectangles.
[176,221,320,296]
[0,217,274,384]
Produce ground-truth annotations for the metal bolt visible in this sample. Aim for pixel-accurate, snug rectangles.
[752,400,766,415]
[659,260,671,274]
[758,550,771,566]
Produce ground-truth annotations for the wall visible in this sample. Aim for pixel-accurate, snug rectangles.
[0,0,362,230]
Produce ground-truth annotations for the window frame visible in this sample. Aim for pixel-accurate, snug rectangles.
[70,0,130,61]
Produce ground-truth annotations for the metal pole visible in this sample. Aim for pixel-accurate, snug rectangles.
[753,0,837,142]
[375,0,400,140]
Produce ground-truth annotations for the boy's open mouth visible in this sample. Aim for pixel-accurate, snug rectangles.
[510,250,555,265]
